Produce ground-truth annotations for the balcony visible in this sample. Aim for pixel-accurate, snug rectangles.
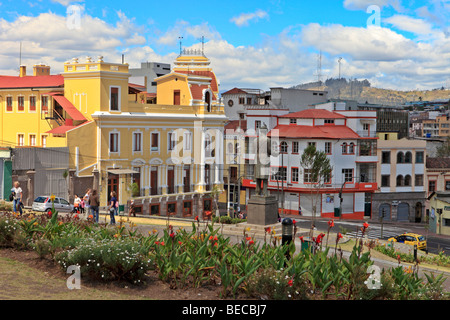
[357,131,377,138]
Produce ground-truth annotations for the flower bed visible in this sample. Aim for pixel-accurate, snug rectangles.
[0,211,448,300]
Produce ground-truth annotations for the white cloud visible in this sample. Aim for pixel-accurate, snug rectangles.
[343,0,404,12]
[155,20,221,46]
[51,0,84,6]
[384,15,434,35]
[230,9,269,27]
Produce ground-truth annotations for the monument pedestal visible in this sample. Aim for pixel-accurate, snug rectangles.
[247,195,278,226]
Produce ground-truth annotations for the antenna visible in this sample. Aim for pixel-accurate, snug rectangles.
[178,36,184,55]
[316,50,323,85]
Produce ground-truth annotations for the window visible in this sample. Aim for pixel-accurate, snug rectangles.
[292,141,299,153]
[325,142,332,154]
[239,97,245,104]
[396,175,404,186]
[291,167,299,183]
[255,120,261,129]
[29,134,36,146]
[204,134,212,157]
[342,143,347,154]
[348,143,355,154]
[167,202,177,215]
[429,180,436,193]
[184,132,192,151]
[18,96,24,111]
[342,169,353,182]
[416,151,424,164]
[397,152,404,164]
[324,119,334,124]
[150,204,160,216]
[381,175,390,187]
[445,181,450,191]
[404,175,411,186]
[41,96,48,112]
[110,87,120,111]
[404,152,412,163]
[247,97,252,105]
[381,151,390,164]
[415,174,423,186]
[363,123,370,131]
[308,142,316,148]
[109,132,119,153]
[151,133,159,151]
[41,135,47,148]
[290,118,296,124]
[168,132,176,151]
[6,97,12,112]
[133,132,142,152]
[17,134,24,146]
[29,96,36,112]
[303,169,314,183]
[280,141,288,153]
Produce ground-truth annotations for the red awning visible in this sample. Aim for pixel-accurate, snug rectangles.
[52,95,86,121]
[45,125,76,135]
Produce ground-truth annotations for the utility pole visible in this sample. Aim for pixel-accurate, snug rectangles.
[178,36,184,55]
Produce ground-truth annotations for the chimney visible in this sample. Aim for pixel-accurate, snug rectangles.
[19,65,26,77]
[33,64,51,76]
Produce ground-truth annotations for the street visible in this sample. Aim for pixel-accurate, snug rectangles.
[290,217,450,255]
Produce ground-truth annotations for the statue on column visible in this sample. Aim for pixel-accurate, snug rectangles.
[253,124,274,197]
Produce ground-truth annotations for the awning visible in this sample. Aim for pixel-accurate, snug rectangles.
[52,95,86,121]
[46,125,76,134]
[107,169,139,175]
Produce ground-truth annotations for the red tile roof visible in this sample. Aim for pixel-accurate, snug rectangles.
[177,70,219,93]
[269,125,360,139]
[225,120,247,131]
[0,75,64,89]
[190,84,216,101]
[426,157,450,169]
[280,109,345,119]
[222,87,247,95]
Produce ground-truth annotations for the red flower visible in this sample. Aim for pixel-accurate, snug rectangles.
[209,235,214,241]
[169,232,175,239]
[195,216,199,221]
[363,222,369,229]
[288,279,293,287]
[160,241,165,246]
[214,242,218,247]
[337,233,343,241]
[213,236,218,241]
[293,219,297,225]
[328,219,334,228]
[74,214,78,219]
[246,237,252,242]
[178,241,182,245]
[249,240,254,245]
[265,227,271,233]
[299,236,304,243]
[155,241,160,245]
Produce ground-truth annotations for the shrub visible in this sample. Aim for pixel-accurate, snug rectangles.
[0,215,20,247]
[55,238,152,284]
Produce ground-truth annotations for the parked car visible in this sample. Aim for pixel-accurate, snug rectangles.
[387,233,427,250]
[32,196,74,214]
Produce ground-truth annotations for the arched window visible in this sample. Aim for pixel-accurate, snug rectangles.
[396,175,404,186]
[397,152,404,164]
[205,91,211,112]
[404,175,411,186]
[405,152,412,163]
[342,143,347,154]
[349,143,355,154]
[280,141,288,153]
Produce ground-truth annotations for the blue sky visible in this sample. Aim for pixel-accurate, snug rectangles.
[0,0,449,91]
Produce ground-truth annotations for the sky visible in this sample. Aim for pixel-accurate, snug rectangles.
[0,0,449,91]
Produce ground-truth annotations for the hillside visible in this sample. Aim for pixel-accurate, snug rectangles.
[292,78,450,106]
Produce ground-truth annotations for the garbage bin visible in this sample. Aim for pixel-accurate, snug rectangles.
[334,207,341,218]
[118,205,124,215]
[301,240,310,252]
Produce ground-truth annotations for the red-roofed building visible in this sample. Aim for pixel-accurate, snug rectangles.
[241,108,378,220]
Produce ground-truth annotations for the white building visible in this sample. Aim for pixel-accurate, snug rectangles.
[242,108,378,220]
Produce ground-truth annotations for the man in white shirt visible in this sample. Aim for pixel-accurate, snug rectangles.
[11,181,23,215]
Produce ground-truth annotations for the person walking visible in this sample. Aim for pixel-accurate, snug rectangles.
[73,194,82,213]
[109,191,117,225]
[89,189,100,223]
[11,181,23,215]
[127,199,136,221]
[83,188,91,217]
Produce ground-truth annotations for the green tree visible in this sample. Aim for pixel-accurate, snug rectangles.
[300,144,332,236]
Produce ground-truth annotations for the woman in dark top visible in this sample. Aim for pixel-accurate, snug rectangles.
[109,191,117,225]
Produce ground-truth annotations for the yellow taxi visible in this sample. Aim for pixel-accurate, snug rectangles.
[387,233,427,250]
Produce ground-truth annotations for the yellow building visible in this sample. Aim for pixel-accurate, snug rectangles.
[0,52,227,218]
[427,192,450,236]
